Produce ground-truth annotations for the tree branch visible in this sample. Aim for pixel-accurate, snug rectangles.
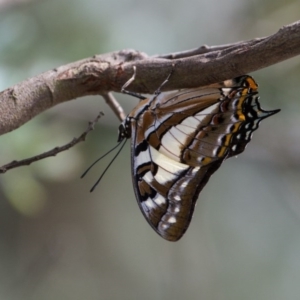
[0,20,300,136]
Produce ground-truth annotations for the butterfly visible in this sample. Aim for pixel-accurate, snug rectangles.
[117,73,280,241]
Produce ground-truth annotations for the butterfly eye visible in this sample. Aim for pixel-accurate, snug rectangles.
[117,124,126,142]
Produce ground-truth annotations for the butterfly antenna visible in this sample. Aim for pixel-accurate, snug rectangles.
[90,139,127,192]
[81,141,123,178]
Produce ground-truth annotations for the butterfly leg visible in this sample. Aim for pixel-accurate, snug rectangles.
[153,63,176,96]
[121,66,146,100]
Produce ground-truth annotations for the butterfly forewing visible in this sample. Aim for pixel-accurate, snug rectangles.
[120,75,279,241]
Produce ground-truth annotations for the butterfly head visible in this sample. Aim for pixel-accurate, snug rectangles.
[117,117,132,142]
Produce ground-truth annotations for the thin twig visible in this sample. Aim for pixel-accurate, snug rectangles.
[0,112,104,173]
[154,40,260,59]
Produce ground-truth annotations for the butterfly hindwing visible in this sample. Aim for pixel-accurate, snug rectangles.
[131,134,223,241]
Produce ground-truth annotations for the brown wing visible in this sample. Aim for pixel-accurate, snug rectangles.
[127,75,279,241]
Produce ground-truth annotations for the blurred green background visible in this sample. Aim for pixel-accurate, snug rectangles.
[0,0,300,299]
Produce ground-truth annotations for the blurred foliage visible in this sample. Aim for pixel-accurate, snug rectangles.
[0,0,300,299]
